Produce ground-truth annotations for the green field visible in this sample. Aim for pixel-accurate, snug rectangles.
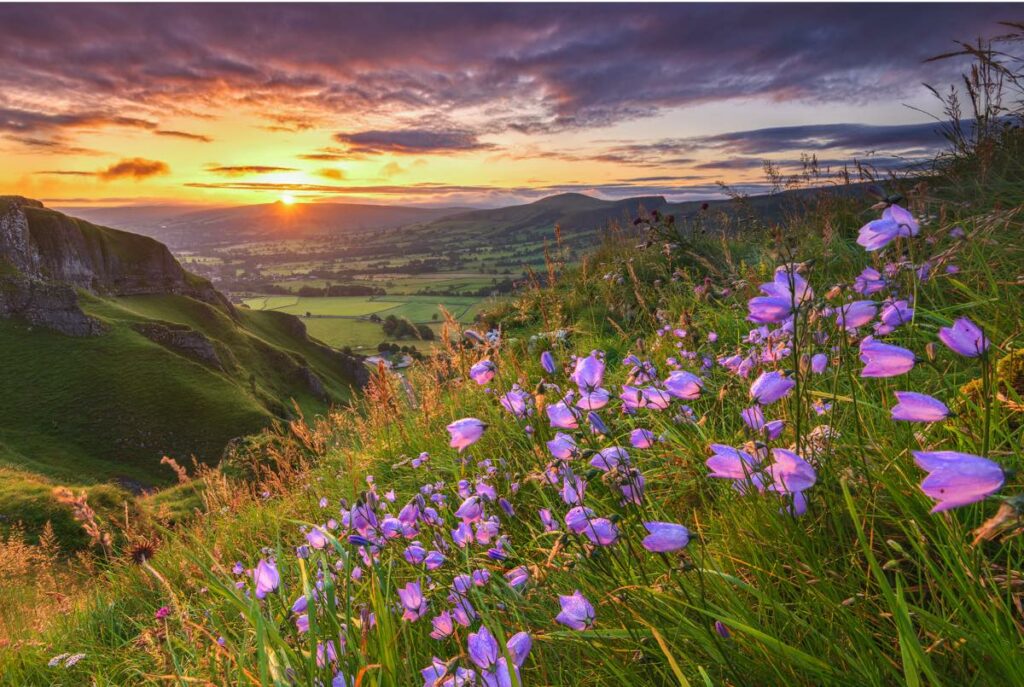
[242,293,496,350]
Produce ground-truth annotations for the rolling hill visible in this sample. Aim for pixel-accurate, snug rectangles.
[0,196,369,542]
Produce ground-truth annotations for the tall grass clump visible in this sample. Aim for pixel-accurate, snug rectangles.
[3,36,1024,687]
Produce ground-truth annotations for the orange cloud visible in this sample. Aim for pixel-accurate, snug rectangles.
[98,158,170,181]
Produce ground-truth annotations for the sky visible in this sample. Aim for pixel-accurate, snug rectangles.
[0,3,1015,208]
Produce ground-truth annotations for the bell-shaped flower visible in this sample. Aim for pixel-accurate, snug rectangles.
[914,451,1004,512]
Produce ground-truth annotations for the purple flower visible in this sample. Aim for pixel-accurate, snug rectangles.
[581,518,618,546]
[876,299,913,334]
[469,359,496,385]
[572,353,605,390]
[914,451,1004,512]
[398,581,428,621]
[741,406,765,431]
[429,611,454,639]
[765,448,817,495]
[505,566,530,589]
[706,444,760,480]
[750,371,795,405]
[589,446,630,471]
[853,267,887,295]
[306,526,328,550]
[499,388,531,418]
[859,338,915,377]
[857,205,918,251]
[253,559,280,599]
[468,625,500,669]
[892,392,949,423]
[664,370,704,400]
[747,266,813,323]
[541,351,557,375]
[629,428,656,449]
[546,432,578,460]
[587,411,609,435]
[556,590,595,630]
[836,300,877,330]
[447,418,487,452]
[714,620,731,639]
[506,631,532,667]
[810,353,828,374]
[546,401,580,429]
[641,386,672,410]
[641,522,690,552]
[564,505,595,533]
[455,496,483,522]
[938,317,989,358]
[575,387,610,410]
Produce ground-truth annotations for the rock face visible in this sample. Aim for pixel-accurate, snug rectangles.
[0,196,232,335]
[131,322,224,369]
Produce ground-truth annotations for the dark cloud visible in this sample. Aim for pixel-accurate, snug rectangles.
[34,169,94,176]
[155,129,212,143]
[98,158,169,181]
[334,128,495,155]
[205,165,298,176]
[0,5,1008,136]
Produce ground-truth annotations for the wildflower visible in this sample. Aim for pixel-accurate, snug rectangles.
[576,387,610,410]
[836,300,877,330]
[253,559,280,599]
[914,451,1004,512]
[547,432,578,460]
[641,386,672,410]
[750,371,795,405]
[891,392,949,422]
[641,522,690,552]
[664,370,703,400]
[747,266,813,323]
[556,590,595,630]
[154,606,170,620]
[505,566,530,589]
[306,526,328,550]
[810,353,828,374]
[587,411,609,434]
[332,672,353,687]
[765,448,817,495]
[859,338,915,377]
[546,401,580,429]
[506,631,532,666]
[629,428,656,449]
[581,517,619,546]
[741,406,765,431]
[447,418,487,452]
[706,444,760,481]
[430,611,455,639]
[541,350,557,374]
[857,204,919,251]
[589,446,630,471]
[938,317,989,358]
[468,625,500,669]
[572,353,605,390]
[499,388,531,418]
[714,621,731,639]
[539,508,558,531]
[455,496,483,522]
[469,359,496,385]
[876,299,913,335]
[853,267,887,295]
[398,581,428,621]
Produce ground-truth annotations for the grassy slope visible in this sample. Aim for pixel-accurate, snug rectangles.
[2,140,1023,684]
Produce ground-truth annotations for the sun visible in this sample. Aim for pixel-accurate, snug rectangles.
[279,192,296,205]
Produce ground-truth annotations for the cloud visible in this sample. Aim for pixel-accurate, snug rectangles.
[98,158,170,181]
[316,168,346,181]
[334,128,495,155]
[155,129,212,143]
[380,162,404,178]
[34,170,95,176]
[205,165,298,176]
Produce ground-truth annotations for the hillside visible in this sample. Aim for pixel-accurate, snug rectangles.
[0,197,368,544]
[2,121,1022,684]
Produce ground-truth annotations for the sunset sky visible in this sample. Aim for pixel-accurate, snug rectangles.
[0,3,1012,208]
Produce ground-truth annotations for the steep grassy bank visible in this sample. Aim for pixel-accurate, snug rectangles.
[2,131,1023,685]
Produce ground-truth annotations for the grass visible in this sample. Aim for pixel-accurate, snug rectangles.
[3,125,1024,685]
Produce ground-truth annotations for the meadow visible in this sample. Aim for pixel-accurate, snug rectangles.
[243,294,495,350]
[3,110,1023,686]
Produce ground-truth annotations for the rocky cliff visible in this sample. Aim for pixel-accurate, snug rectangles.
[0,196,230,335]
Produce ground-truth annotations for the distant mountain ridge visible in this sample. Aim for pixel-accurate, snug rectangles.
[59,201,472,249]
